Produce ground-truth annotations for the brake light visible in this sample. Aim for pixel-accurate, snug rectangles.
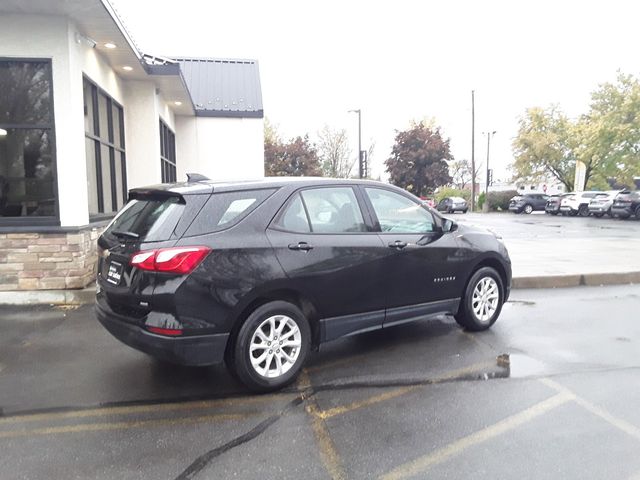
[147,326,183,336]
[130,246,211,274]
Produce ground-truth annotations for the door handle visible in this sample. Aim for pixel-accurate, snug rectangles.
[388,240,408,249]
[288,242,313,251]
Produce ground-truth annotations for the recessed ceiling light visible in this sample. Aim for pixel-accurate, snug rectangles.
[174,101,182,106]
[122,66,133,71]
[0,128,7,136]
[104,42,117,49]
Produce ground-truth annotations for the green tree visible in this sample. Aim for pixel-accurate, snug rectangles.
[265,134,322,177]
[581,73,640,188]
[511,106,579,191]
[385,122,452,196]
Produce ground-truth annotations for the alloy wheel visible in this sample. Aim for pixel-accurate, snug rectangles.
[471,277,500,322]
[249,315,302,378]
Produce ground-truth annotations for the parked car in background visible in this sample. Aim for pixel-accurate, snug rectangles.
[545,193,570,215]
[560,191,602,217]
[95,177,511,391]
[508,193,549,214]
[420,197,436,208]
[611,190,640,219]
[588,191,621,218]
[436,197,468,213]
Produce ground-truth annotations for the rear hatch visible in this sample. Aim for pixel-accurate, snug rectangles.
[613,191,634,208]
[97,190,208,320]
[589,193,610,206]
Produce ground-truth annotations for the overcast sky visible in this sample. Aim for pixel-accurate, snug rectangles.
[112,0,640,182]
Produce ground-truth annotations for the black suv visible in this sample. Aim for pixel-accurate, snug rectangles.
[508,193,549,214]
[96,177,511,391]
[611,190,640,219]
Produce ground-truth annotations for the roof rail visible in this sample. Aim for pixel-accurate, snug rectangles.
[186,173,210,183]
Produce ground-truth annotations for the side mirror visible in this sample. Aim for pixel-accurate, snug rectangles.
[442,218,458,233]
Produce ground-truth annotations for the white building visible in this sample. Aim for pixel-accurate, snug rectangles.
[0,0,264,292]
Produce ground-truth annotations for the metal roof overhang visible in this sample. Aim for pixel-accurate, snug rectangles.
[0,0,194,115]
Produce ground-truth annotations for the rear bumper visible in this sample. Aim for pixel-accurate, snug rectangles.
[95,299,229,366]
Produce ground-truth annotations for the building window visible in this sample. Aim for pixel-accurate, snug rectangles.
[0,59,58,225]
[83,77,126,218]
[159,120,176,183]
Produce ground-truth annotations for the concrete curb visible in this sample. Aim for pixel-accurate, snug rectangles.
[511,271,640,290]
[0,272,638,306]
[0,287,96,306]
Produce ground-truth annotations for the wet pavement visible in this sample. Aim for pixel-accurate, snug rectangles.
[1,284,640,479]
[451,212,640,278]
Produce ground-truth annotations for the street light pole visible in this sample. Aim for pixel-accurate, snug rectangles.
[348,109,362,178]
[471,91,476,212]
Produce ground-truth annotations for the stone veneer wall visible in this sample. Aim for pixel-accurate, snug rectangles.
[0,227,103,291]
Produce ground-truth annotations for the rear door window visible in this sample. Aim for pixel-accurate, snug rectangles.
[300,187,367,233]
[185,188,275,236]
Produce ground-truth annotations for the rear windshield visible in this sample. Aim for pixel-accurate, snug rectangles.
[104,196,186,242]
[185,188,276,236]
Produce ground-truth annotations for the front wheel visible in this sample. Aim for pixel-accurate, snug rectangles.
[523,204,533,214]
[455,267,504,331]
[230,301,311,392]
[635,206,640,220]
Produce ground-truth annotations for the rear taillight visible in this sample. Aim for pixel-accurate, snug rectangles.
[130,246,211,274]
[147,326,183,336]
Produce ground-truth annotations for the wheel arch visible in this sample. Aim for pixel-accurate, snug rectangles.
[225,288,322,360]
[461,257,509,302]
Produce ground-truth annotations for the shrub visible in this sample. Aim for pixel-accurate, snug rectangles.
[435,187,471,203]
[486,190,518,211]
[478,192,486,210]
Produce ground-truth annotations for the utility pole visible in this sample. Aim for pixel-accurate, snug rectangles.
[483,131,496,212]
[471,91,476,212]
[348,109,363,178]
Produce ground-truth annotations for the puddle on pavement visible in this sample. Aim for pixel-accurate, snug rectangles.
[496,353,547,378]
[506,300,536,306]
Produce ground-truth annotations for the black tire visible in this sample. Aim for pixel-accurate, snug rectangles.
[229,301,311,392]
[523,204,533,214]
[635,206,640,220]
[455,267,504,332]
[578,204,590,217]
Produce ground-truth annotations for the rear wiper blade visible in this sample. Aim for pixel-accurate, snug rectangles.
[110,230,140,240]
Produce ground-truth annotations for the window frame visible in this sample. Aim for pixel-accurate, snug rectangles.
[83,75,127,221]
[269,185,375,235]
[0,57,59,227]
[159,119,176,183]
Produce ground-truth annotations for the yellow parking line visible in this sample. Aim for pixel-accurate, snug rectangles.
[0,394,290,426]
[0,413,249,439]
[306,398,347,480]
[317,360,498,420]
[379,391,574,480]
[540,378,640,442]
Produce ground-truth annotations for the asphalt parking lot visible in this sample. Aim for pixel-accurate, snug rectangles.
[452,212,640,278]
[1,284,640,479]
